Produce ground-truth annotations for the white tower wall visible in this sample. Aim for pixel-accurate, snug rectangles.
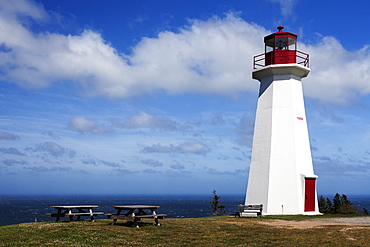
[245,64,319,215]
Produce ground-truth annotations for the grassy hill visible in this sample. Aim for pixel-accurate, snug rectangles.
[1,216,370,246]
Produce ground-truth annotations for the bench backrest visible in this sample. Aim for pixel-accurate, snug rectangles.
[238,204,263,211]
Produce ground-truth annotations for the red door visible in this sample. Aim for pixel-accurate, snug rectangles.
[304,178,316,212]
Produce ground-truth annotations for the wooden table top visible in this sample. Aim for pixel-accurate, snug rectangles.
[50,205,99,209]
[112,205,160,209]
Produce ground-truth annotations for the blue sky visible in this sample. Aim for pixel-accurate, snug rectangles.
[1,0,370,196]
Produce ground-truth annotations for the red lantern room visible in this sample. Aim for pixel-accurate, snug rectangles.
[264,26,297,65]
[253,26,309,69]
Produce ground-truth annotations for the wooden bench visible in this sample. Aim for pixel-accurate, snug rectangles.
[46,205,104,221]
[106,214,135,221]
[235,204,263,217]
[107,205,167,228]
[106,213,167,227]
[46,212,104,221]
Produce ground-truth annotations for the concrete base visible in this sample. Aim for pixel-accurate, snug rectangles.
[302,211,323,216]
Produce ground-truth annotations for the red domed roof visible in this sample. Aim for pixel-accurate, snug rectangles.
[264,26,297,43]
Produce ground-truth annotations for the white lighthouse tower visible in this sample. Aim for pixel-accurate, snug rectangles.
[245,26,320,215]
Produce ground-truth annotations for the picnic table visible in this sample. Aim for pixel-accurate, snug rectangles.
[106,205,167,228]
[46,205,104,222]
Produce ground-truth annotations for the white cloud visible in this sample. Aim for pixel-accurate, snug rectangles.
[113,168,137,176]
[0,147,24,156]
[99,160,121,168]
[25,141,76,159]
[0,2,263,97]
[0,131,18,140]
[24,166,72,173]
[303,37,370,104]
[80,158,121,168]
[235,115,254,147]
[141,158,164,167]
[142,141,210,155]
[170,161,185,169]
[2,159,28,166]
[165,169,191,178]
[128,14,149,29]
[0,0,47,20]
[142,168,162,174]
[127,14,263,96]
[1,0,370,105]
[34,142,65,157]
[114,111,189,131]
[68,116,114,134]
[269,0,296,17]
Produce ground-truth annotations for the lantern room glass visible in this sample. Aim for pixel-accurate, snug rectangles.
[265,36,296,52]
[265,38,274,53]
[288,37,296,50]
[275,37,287,50]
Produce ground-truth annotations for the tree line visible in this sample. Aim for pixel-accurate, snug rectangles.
[210,191,370,216]
[319,193,369,215]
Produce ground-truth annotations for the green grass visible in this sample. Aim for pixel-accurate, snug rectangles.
[262,213,368,221]
[1,216,370,246]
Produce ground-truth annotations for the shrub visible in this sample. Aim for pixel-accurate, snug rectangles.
[210,189,225,216]
[319,193,360,214]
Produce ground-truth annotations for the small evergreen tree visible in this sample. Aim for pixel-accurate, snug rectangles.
[325,197,333,214]
[363,208,369,215]
[318,194,359,214]
[318,195,328,213]
[318,195,334,214]
[339,194,357,214]
[210,189,225,216]
[333,193,342,214]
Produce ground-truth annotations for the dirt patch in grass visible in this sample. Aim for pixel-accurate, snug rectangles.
[257,217,370,229]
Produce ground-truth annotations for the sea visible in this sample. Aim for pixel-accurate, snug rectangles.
[0,194,243,226]
[0,194,369,226]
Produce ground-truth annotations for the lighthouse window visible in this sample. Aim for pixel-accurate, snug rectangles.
[275,37,287,50]
[265,38,274,53]
[288,37,296,50]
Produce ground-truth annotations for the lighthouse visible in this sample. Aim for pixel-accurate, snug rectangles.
[245,26,320,215]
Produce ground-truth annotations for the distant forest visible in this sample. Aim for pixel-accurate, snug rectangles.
[319,193,369,215]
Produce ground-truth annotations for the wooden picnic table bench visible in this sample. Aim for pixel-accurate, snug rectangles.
[46,205,104,222]
[235,204,263,217]
[106,205,167,228]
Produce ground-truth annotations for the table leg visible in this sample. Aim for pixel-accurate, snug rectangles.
[68,209,73,221]
[89,208,94,221]
[134,218,140,228]
[56,209,61,222]
[112,209,122,225]
[112,218,117,225]
[152,210,160,226]
[76,208,82,221]
[154,217,160,226]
